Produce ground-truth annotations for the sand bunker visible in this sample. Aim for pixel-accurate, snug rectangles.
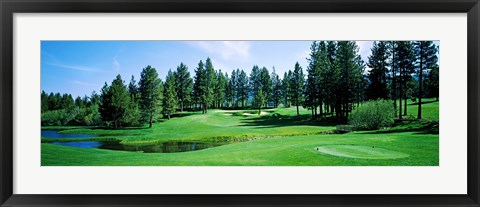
[243,111,268,116]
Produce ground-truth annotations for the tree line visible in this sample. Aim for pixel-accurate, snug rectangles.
[41,41,438,128]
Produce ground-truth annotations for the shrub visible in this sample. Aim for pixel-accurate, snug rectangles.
[349,99,394,130]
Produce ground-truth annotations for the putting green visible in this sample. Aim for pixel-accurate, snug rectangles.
[314,145,409,159]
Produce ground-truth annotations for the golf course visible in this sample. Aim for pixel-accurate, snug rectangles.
[41,40,439,166]
[41,99,439,166]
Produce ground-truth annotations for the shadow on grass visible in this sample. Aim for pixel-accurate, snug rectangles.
[360,121,439,135]
[239,113,344,128]
[408,100,438,106]
[169,112,197,118]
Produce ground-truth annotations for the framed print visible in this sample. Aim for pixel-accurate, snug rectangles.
[1,0,479,206]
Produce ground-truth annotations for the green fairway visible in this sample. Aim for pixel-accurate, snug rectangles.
[41,102,439,166]
[43,107,335,145]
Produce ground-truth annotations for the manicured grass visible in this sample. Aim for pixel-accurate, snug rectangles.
[405,98,439,120]
[41,102,439,166]
[42,131,438,166]
[43,107,335,145]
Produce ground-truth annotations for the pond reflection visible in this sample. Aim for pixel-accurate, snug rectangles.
[43,130,232,153]
[99,141,227,153]
[41,130,95,138]
[51,141,103,148]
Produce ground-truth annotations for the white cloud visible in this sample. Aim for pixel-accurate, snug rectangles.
[47,62,102,72]
[357,41,374,63]
[210,58,233,74]
[113,56,120,73]
[190,41,251,60]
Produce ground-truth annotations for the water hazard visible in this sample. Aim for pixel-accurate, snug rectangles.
[42,130,229,153]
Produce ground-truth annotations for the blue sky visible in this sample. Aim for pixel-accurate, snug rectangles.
[41,41,374,98]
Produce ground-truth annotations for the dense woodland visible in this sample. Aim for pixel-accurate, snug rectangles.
[41,41,439,129]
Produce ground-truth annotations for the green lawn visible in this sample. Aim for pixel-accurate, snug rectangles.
[42,131,438,166]
[41,99,439,166]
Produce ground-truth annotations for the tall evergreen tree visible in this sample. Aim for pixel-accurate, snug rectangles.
[249,65,261,107]
[395,41,416,118]
[326,41,338,114]
[335,41,363,120]
[270,67,282,108]
[99,75,130,129]
[163,70,178,119]
[282,71,292,107]
[305,41,321,119]
[215,70,228,108]
[75,96,85,108]
[427,64,439,101]
[414,41,438,119]
[128,75,139,101]
[255,88,267,115]
[367,41,389,100]
[139,65,163,128]
[175,63,193,112]
[291,62,305,116]
[260,67,271,107]
[237,69,249,108]
[205,58,216,111]
[125,75,141,126]
[41,90,49,112]
[388,41,398,117]
[227,70,237,108]
[193,60,207,113]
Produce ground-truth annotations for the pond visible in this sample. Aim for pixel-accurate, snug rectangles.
[42,130,230,153]
[98,141,227,153]
[41,130,95,138]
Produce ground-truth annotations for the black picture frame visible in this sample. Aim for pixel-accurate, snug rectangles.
[1,0,479,206]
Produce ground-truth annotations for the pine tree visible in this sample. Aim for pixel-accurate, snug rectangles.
[270,67,282,108]
[282,71,292,107]
[305,41,321,119]
[128,75,139,101]
[99,75,130,129]
[227,70,237,108]
[124,75,141,126]
[75,96,85,108]
[255,88,267,115]
[427,64,439,101]
[260,67,271,107]
[237,69,249,108]
[335,41,364,120]
[367,41,389,100]
[193,60,207,113]
[41,90,49,112]
[414,41,438,119]
[291,62,305,116]
[326,41,338,114]
[175,63,193,112]
[249,65,261,108]
[205,58,216,111]
[388,41,398,117]
[163,70,178,119]
[215,70,228,108]
[139,65,163,128]
[395,41,416,118]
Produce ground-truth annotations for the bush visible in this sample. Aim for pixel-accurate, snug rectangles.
[349,99,394,130]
